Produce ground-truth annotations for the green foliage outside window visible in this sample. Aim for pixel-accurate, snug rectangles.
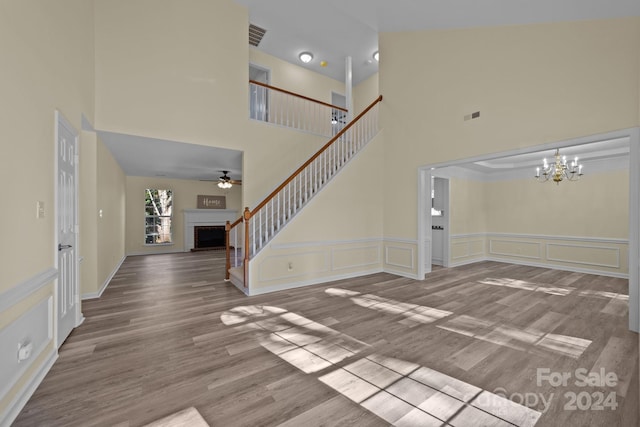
[145,189,173,244]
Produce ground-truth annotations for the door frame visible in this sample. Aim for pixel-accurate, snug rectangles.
[54,110,83,348]
[417,127,640,332]
[430,175,450,267]
[249,63,271,121]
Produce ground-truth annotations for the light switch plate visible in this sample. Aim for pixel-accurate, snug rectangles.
[36,201,45,219]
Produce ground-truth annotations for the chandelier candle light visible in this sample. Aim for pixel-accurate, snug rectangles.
[535,149,583,184]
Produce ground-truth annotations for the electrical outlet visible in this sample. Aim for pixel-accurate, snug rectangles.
[17,341,33,362]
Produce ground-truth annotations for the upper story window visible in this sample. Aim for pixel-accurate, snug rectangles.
[145,189,173,245]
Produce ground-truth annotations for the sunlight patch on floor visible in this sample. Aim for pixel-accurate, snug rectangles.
[220,305,541,426]
[438,315,591,359]
[325,287,453,327]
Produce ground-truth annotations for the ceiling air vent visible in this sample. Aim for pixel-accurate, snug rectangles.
[249,24,267,47]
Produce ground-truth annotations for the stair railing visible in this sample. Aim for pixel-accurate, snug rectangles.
[250,80,348,137]
[227,95,383,288]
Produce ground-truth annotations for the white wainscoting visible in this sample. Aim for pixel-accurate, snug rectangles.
[449,232,629,278]
[489,239,542,260]
[332,245,381,271]
[0,297,53,400]
[0,269,57,313]
[0,268,58,427]
[249,238,384,295]
[383,238,419,279]
[449,234,486,267]
[451,237,485,260]
[546,243,620,269]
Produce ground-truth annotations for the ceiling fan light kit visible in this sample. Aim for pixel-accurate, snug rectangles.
[216,170,241,189]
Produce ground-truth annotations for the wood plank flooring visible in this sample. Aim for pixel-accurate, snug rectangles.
[13,252,639,426]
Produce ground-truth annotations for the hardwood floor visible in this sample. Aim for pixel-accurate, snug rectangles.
[14,252,639,426]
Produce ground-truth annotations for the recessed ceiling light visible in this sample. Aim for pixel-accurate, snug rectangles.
[373,51,379,62]
[299,52,313,63]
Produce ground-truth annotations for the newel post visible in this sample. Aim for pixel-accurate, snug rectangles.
[224,220,231,281]
[243,207,251,289]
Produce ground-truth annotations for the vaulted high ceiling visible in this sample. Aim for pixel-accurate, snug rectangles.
[236,0,640,84]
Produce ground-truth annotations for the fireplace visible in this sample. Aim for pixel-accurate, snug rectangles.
[192,226,226,251]
[183,209,238,252]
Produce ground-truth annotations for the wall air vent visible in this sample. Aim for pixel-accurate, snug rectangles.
[249,24,267,47]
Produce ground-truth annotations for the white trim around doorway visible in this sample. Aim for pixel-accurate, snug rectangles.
[417,127,640,333]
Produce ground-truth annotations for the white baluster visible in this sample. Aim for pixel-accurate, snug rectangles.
[251,218,256,256]
[272,199,276,234]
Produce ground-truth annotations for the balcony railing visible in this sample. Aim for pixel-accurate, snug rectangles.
[249,80,348,138]
[227,95,382,288]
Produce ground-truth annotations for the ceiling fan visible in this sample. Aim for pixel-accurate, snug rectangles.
[200,170,242,188]
[200,170,242,189]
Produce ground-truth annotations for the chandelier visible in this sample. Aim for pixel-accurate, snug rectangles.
[535,149,583,184]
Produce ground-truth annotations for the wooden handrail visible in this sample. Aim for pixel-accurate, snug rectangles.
[229,216,243,229]
[251,95,382,216]
[249,80,348,112]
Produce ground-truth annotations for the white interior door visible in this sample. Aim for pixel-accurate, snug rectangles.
[56,111,79,348]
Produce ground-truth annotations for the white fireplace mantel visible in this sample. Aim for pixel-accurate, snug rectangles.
[183,209,239,251]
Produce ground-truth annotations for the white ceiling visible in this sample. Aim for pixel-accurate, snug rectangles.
[98,131,243,182]
[465,137,630,174]
[236,0,640,84]
[438,137,630,181]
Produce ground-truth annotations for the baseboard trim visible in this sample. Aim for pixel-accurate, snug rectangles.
[485,257,629,279]
[82,255,126,300]
[0,268,57,312]
[248,268,384,296]
[448,255,628,279]
[450,232,628,246]
[382,268,421,280]
[126,248,185,256]
[447,257,487,268]
[1,348,57,427]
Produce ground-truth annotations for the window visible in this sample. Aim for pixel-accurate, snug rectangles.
[145,189,173,244]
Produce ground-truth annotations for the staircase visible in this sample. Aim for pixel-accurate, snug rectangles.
[226,95,383,291]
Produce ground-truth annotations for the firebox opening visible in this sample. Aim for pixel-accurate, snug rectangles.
[193,225,226,251]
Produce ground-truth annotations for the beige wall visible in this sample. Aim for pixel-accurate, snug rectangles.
[354,72,380,115]
[96,140,126,289]
[250,49,345,105]
[249,132,384,293]
[0,0,95,289]
[125,176,242,255]
[79,132,99,296]
[79,133,127,297]
[0,0,95,421]
[449,178,487,235]
[449,169,629,238]
[380,17,640,241]
[447,169,630,275]
[94,0,332,210]
[484,170,629,237]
